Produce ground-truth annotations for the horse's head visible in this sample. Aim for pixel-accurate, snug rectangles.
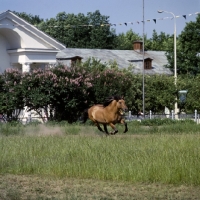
[104,95,128,114]
[116,98,128,115]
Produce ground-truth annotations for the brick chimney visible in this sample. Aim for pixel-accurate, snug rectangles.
[133,41,143,51]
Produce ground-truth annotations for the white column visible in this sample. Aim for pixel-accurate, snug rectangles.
[48,62,56,69]
[21,62,32,73]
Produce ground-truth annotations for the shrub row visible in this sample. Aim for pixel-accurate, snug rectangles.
[0,59,199,122]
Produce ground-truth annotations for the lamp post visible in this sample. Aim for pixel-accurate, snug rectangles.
[158,10,178,118]
[142,0,145,117]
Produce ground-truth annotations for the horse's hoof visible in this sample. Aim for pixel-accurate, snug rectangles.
[110,130,118,135]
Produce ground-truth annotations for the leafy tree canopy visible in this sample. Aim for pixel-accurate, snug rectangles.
[37,10,117,49]
[145,29,172,51]
[166,14,200,75]
[114,29,142,50]
[13,11,44,25]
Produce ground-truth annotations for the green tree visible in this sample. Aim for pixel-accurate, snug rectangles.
[38,10,116,49]
[166,14,200,75]
[87,10,116,49]
[144,75,176,113]
[145,29,172,51]
[13,11,44,25]
[114,29,142,50]
[177,75,200,112]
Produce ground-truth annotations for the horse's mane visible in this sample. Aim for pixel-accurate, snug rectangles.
[103,95,122,107]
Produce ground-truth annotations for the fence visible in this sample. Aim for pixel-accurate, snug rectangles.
[126,110,200,124]
[1,110,200,124]
[0,114,47,124]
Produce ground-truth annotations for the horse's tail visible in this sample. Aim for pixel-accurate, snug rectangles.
[82,108,88,123]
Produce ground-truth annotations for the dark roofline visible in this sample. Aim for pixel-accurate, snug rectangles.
[57,56,83,60]
[128,57,153,62]
[133,40,143,44]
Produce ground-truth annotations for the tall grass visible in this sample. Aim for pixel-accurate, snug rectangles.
[0,118,199,135]
[127,119,200,134]
[0,124,200,185]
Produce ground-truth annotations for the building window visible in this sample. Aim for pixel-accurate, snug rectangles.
[144,58,153,70]
[71,56,82,66]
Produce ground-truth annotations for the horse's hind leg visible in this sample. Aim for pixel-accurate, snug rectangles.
[109,123,118,135]
[103,124,109,135]
[95,122,104,132]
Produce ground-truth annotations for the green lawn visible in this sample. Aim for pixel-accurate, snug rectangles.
[0,122,200,185]
[1,121,200,199]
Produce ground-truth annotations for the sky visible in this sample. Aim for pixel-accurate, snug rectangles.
[1,0,200,38]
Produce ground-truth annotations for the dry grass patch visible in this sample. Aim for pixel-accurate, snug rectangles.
[24,124,64,136]
[0,174,200,200]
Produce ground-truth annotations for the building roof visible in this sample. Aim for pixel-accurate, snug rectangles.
[57,48,172,75]
[0,10,67,73]
[0,10,66,50]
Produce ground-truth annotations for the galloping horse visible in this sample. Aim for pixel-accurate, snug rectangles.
[83,96,128,135]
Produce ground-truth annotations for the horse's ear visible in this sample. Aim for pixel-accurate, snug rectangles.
[107,96,114,101]
[121,95,124,99]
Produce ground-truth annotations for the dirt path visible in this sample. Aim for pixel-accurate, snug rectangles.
[0,174,200,200]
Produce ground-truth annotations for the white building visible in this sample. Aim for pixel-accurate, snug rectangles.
[0,10,65,73]
[0,10,65,123]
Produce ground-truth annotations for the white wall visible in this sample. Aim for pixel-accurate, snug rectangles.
[0,33,11,73]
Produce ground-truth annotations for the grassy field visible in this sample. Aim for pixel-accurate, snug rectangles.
[0,120,200,199]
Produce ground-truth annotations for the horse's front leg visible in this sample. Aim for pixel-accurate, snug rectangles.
[121,119,128,133]
[109,123,118,135]
[124,122,128,133]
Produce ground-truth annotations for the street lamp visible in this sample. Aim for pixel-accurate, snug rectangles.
[158,10,178,118]
[179,90,188,104]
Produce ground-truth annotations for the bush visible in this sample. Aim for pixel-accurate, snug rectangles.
[0,123,24,136]
[140,118,175,126]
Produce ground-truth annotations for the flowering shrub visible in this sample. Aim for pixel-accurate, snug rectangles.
[0,69,24,120]
[0,59,179,122]
[21,69,55,121]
